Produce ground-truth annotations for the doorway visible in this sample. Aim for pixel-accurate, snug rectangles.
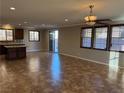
[49,30,58,53]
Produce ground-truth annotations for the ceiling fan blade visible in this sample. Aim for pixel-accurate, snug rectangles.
[96,21,110,25]
[95,19,112,22]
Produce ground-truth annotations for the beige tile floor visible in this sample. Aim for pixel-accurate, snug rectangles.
[0,52,124,93]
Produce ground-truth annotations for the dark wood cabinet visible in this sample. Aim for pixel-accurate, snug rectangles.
[0,45,2,54]
[17,47,26,58]
[0,45,7,55]
[6,48,17,59]
[6,47,26,60]
[15,29,24,39]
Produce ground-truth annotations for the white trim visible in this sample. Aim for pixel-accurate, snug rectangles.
[27,49,42,52]
[59,53,124,69]
[26,49,50,52]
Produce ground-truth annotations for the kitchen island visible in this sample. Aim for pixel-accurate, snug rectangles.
[0,43,25,55]
[4,45,26,60]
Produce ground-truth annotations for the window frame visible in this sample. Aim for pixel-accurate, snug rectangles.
[80,27,93,49]
[0,28,14,42]
[80,25,124,52]
[92,26,109,51]
[29,30,40,42]
[109,24,124,52]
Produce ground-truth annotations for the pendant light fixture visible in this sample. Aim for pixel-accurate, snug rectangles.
[84,5,97,25]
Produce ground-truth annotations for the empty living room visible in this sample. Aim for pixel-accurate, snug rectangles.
[0,0,124,93]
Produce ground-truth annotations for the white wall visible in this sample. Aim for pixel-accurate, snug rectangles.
[41,30,49,52]
[59,26,124,68]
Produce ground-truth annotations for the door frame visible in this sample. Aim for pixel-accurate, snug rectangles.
[49,30,59,53]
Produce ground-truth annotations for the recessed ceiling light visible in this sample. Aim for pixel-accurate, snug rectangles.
[10,7,15,10]
[65,18,68,22]
[19,24,21,26]
[24,22,28,24]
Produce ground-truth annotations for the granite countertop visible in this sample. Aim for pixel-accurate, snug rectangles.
[0,43,25,46]
[4,45,27,48]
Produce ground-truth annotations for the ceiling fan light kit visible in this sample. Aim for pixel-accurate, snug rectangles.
[84,5,97,25]
[84,16,97,25]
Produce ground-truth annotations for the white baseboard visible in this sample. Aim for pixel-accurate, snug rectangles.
[26,49,49,53]
[59,53,124,69]
[27,49,42,52]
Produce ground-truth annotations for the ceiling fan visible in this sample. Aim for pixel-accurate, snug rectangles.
[83,5,112,26]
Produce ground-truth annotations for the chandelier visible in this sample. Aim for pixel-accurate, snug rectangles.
[84,5,97,25]
[1,24,15,29]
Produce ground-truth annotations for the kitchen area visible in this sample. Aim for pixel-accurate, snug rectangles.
[0,28,26,60]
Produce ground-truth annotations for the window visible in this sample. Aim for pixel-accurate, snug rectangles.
[6,30,13,41]
[81,28,92,48]
[29,31,40,41]
[81,25,124,52]
[110,26,124,51]
[0,29,6,41]
[94,27,108,49]
[0,29,13,41]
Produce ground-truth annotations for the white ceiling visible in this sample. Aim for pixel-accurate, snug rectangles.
[1,0,124,28]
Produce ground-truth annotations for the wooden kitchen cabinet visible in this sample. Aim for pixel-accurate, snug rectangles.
[0,45,2,54]
[17,47,26,58]
[14,29,24,39]
[6,48,17,59]
[5,47,26,60]
[0,45,6,55]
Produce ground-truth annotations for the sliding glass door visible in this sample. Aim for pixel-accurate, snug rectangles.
[49,30,58,53]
